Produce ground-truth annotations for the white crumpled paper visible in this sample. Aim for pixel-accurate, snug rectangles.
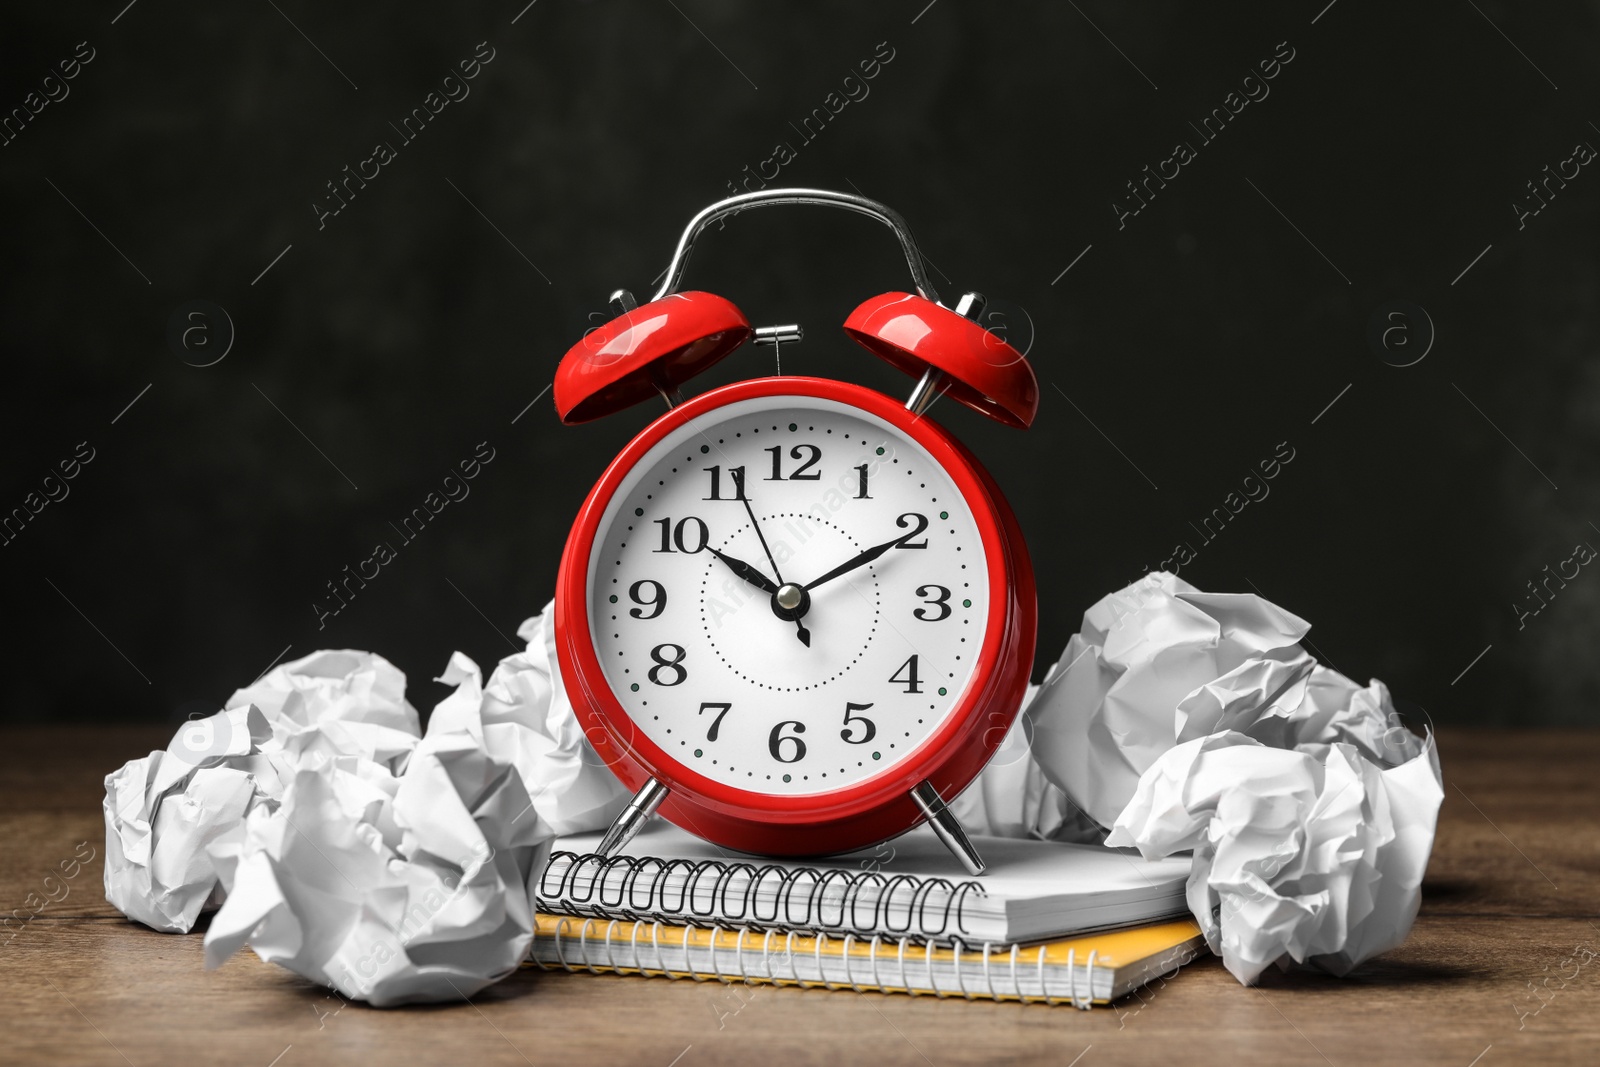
[431,611,632,836]
[948,686,1108,845]
[202,720,553,1006]
[105,603,630,1004]
[1107,732,1443,984]
[103,651,421,932]
[999,571,1443,984]
[1025,571,1321,829]
[227,648,422,773]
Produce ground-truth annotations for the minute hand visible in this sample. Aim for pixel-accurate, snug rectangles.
[804,513,928,592]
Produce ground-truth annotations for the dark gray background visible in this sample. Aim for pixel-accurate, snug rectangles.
[2,1,1594,729]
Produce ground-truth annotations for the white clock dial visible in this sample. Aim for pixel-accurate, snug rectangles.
[587,394,991,796]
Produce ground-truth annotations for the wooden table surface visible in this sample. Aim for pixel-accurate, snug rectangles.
[3,727,1596,1067]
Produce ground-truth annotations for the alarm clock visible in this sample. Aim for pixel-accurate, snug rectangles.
[552,189,1037,874]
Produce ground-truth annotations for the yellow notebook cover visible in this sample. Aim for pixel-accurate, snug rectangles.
[527,914,1206,1007]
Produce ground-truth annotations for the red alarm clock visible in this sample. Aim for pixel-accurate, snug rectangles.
[552,189,1037,874]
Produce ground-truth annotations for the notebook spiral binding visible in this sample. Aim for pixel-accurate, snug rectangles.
[529,917,1102,1009]
[538,850,989,943]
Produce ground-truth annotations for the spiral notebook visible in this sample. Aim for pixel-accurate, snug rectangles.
[538,820,1192,945]
[527,914,1206,1006]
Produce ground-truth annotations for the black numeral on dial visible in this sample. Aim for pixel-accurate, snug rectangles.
[765,444,821,481]
[653,516,709,554]
[913,584,951,621]
[889,654,922,693]
[703,465,747,501]
[853,463,871,499]
[894,512,929,549]
[628,580,667,619]
[840,702,876,744]
[648,643,687,686]
[768,720,807,763]
[698,701,732,741]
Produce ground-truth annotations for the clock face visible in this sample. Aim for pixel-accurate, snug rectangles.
[586,393,992,798]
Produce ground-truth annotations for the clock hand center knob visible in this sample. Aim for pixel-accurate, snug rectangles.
[772,582,811,626]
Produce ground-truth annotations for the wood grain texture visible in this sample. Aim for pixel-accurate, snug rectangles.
[3,727,1597,1066]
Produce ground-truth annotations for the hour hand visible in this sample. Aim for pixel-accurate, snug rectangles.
[708,547,779,594]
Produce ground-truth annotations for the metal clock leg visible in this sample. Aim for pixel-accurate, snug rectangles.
[597,777,669,857]
[910,780,987,876]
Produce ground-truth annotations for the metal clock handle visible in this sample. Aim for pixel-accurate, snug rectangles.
[646,187,975,416]
[648,187,943,305]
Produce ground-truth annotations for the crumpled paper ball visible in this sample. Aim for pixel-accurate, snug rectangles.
[225,649,422,773]
[1281,666,1425,768]
[202,727,554,1006]
[948,686,1108,845]
[1106,731,1443,984]
[190,603,629,1004]
[103,705,278,932]
[103,603,628,956]
[1014,570,1443,984]
[428,612,631,836]
[1026,571,1320,829]
[103,652,421,933]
